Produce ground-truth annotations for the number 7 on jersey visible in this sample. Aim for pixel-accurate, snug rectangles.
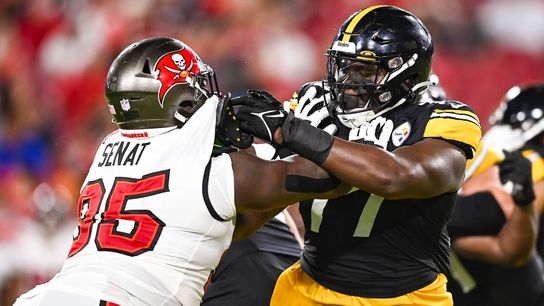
[311,193,384,238]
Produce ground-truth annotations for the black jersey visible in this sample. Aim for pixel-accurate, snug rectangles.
[448,193,544,306]
[297,98,481,298]
[449,247,544,306]
[467,142,544,259]
[522,145,544,259]
[212,218,301,277]
[449,145,544,306]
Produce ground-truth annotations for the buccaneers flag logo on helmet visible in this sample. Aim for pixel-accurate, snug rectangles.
[153,47,201,107]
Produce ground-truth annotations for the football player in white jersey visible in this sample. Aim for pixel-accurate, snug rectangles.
[13,37,347,306]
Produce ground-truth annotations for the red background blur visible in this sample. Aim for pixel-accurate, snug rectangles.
[0,0,542,304]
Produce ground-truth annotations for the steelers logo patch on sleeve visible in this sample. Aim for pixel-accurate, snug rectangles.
[392,122,411,147]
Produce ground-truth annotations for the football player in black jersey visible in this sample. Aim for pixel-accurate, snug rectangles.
[229,5,481,306]
[447,84,544,306]
[201,210,302,306]
[484,84,544,258]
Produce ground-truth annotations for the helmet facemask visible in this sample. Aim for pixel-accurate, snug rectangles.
[323,5,434,129]
[485,84,544,152]
[325,49,431,129]
[172,65,220,124]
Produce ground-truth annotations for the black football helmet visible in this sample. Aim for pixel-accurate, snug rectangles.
[105,37,219,129]
[324,5,434,128]
[485,84,544,151]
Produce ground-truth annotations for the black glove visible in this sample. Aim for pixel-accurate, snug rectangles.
[230,90,287,144]
[499,151,535,206]
[215,93,254,149]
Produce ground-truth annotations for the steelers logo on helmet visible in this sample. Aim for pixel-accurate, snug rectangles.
[324,5,434,129]
[105,37,220,130]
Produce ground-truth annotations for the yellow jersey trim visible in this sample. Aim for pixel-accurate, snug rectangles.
[465,141,503,180]
[424,117,482,152]
[429,111,481,129]
[433,109,480,122]
[523,149,544,182]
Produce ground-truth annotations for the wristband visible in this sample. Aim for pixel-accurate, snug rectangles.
[281,113,333,165]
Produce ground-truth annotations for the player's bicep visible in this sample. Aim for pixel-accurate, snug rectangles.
[229,151,288,212]
[394,138,468,197]
[229,151,346,212]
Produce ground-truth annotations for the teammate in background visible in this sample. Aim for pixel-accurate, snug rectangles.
[201,141,304,306]
[200,209,302,306]
[447,84,544,306]
[484,85,544,257]
[13,37,347,306]
[232,5,481,305]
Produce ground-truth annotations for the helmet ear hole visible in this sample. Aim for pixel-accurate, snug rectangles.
[175,91,206,120]
[176,101,196,120]
[176,100,204,122]
[179,100,196,110]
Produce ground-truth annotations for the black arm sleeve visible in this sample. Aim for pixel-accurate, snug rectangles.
[448,192,506,238]
[284,175,340,193]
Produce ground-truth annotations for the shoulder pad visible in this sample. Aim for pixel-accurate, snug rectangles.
[423,100,482,159]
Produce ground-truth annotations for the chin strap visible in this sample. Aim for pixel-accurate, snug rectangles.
[335,97,407,129]
[334,80,435,129]
[173,77,212,125]
[412,80,436,94]
[174,98,206,125]
[174,111,188,123]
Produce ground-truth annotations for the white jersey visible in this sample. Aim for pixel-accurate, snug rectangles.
[17,97,237,306]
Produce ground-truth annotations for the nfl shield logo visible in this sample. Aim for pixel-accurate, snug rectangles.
[120,98,131,111]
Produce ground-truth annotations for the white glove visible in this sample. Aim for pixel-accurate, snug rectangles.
[292,82,337,135]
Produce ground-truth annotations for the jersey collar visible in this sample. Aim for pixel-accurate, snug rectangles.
[119,127,178,139]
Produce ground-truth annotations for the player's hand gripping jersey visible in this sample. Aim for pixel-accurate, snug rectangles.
[20,97,236,306]
[293,84,481,297]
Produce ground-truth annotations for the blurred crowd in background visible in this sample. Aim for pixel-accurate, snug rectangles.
[0,0,543,304]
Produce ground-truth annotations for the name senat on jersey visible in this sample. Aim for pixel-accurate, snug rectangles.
[98,141,151,167]
[348,116,411,149]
